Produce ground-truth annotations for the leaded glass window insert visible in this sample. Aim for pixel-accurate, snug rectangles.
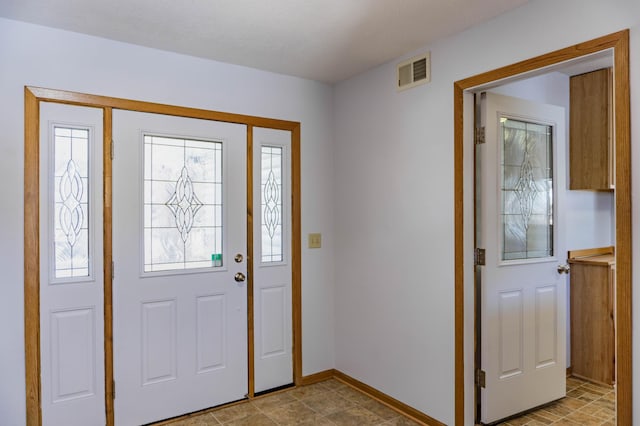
[261,146,283,262]
[144,135,223,272]
[501,118,553,261]
[53,126,91,279]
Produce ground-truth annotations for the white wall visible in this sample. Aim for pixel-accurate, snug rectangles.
[0,18,335,425]
[333,0,639,424]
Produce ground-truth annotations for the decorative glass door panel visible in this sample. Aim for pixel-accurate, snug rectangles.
[52,126,92,279]
[500,118,553,261]
[261,146,283,263]
[143,135,223,272]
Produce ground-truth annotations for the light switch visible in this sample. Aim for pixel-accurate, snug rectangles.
[308,233,322,249]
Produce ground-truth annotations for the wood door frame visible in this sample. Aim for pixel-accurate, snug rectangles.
[24,86,303,426]
[454,30,631,425]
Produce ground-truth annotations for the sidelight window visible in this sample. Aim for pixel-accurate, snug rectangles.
[261,146,283,262]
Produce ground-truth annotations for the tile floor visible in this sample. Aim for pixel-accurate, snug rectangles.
[497,377,616,426]
[161,379,422,426]
[158,376,615,426]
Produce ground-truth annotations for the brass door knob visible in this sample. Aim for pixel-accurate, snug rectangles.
[234,272,246,282]
[557,264,571,274]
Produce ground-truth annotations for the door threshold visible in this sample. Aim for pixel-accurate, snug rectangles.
[254,382,295,397]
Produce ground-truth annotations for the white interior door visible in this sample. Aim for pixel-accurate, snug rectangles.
[478,92,567,423]
[252,128,293,393]
[112,111,247,425]
[39,103,105,426]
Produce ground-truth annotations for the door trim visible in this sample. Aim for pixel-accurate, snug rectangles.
[454,30,631,425]
[24,86,303,425]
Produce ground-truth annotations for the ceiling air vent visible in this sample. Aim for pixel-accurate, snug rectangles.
[397,52,431,91]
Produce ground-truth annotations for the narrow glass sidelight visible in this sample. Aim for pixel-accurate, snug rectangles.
[53,126,90,279]
[500,118,553,261]
[143,135,223,272]
[261,146,283,262]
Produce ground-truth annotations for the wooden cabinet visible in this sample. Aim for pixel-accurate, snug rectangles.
[569,68,613,190]
[568,247,615,385]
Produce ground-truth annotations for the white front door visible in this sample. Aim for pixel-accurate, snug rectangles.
[478,92,567,423]
[112,110,248,425]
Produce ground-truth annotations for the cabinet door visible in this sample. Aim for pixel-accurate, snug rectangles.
[570,263,615,385]
[569,68,613,190]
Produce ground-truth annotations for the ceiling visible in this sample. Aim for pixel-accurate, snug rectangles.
[0,0,531,83]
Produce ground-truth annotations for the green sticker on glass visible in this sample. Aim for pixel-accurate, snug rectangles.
[211,253,222,267]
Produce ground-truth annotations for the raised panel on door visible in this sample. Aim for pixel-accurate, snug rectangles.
[498,290,524,379]
[253,127,293,393]
[141,300,177,385]
[535,285,558,368]
[50,308,96,402]
[260,285,287,357]
[39,103,105,426]
[196,294,227,373]
[113,110,247,425]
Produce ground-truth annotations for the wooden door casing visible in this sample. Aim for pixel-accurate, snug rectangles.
[24,87,302,426]
[454,30,631,425]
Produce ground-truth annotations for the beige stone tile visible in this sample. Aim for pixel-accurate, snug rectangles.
[379,416,421,426]
[578,403,606,416]
[212,403,259,424]
[578,391,605,402]
[549,420,580,425]
[262,401,320,426]
[592,407,615,421]
[288,383,332,400]
[566,378,585,390]
[223,413,277,426]
[567,389,585,398]
[537,408,564,420]
[541,403,573,417]
[601,391,616,402]
[564,410,605,426]
[557,397,588,410]
[590,398,615,411]
[325,406,384,426]
[296,416,337,425]
[527,410,560,424]
[252,392,298,413]
[570,377,590,385]
[524,421,549,426]
[358,400,399,421]
[334,386,375,405]
[302,391,357,416]
[320,379,349,392]
[497,415,532,426]
[582,383,613,395]
[170,413,220,426]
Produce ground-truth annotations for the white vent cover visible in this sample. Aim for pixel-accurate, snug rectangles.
[397,52,431,91]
